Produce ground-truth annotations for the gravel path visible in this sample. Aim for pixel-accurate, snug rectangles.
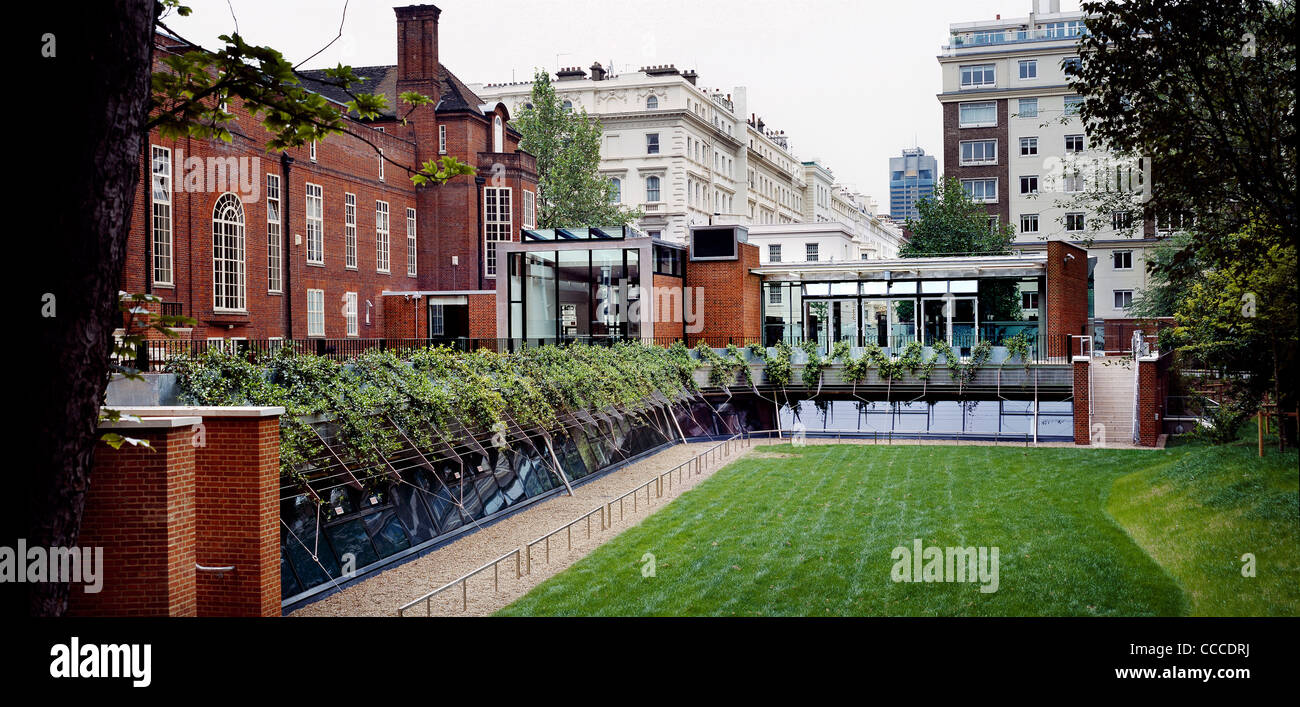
[290,440,742,617]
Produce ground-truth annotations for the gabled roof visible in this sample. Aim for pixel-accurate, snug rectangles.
[298,64,492,120]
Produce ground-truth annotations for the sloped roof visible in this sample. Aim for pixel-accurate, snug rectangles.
[298,64,491,119]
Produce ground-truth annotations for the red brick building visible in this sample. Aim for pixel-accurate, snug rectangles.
[121,4,536,344]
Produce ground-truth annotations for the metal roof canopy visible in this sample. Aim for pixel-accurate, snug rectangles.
[752,253,1048,282]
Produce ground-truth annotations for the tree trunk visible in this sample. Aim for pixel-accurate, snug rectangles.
[28,0,155,616]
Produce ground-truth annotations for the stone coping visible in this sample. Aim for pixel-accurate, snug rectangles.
[99,415,202,430]
[106,405,286,418]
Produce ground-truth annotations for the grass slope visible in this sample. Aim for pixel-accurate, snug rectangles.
[499,435,1298,617]
[1107,430,1299,616]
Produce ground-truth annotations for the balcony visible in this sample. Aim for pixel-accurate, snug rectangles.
[944,27,1087,54]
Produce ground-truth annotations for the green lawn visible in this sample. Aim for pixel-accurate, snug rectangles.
[498,433,1298,617]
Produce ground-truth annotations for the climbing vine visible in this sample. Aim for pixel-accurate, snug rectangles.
[168,342,700,493]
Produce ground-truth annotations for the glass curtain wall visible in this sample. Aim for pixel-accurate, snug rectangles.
[508,248,642,341]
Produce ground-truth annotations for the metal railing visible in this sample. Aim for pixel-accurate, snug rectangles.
[396,431,750,616]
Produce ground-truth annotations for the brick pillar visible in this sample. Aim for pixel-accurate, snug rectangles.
[1073,358,1090,445]
[467,292,497,338]
[72,419,200,617]
[192,414,282,617]
[1137,358,1159,447]
[1046,241,1090,358]
[684,241,761,347]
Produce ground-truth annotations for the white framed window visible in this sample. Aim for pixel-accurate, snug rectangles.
[344,192,357,269]
[960,139,997,166]
[646,133,660,154]
[805,243,819,262]
[406,207,418,278]
[307,288,324,337]
[523,189,536,228]
[1018,98,1038,118]
[770,288,783,304]
[645,175,661,202]
[960,64,995,88]
[1066,212,1086,232]
[1019,137,1038,156]
[1020,214,1039,234]
[1020,175,1039,194]
[1061,56,1082,73]
[484,187,511,276]
[378,149,385,181]
[1112,210,1135,230]
[608,177,621,204]
[309,140,317,162]
[305,182,324,264]
[1113,290,1134,310]
[266,173,282,293]
[1065,134,1086,152]
[438,124,447,154]
[1022,291,1040,310]
[1063,170,1085,193]
[769,244,782,263]
[1063,95,1084,117]
[493,116,504,153]
[646,95,658,110]
[1112,250,1133,270]
[343,291,358,337]
[150,145,173,287]
[429,304,445,336]
[958,101,997,127]
[961,178,998,203]
[1018,60,1037,79]
[375,200,390,273]
[212,193,247,312]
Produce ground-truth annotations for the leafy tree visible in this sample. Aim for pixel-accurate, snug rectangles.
[1164,223,1297,448]
[1067,0,1296,444]
[1128,231,1197,318]
[28,0,471,617]
[902,177,1022,321]
[514,70,643,228]
[1069,0,1296,265]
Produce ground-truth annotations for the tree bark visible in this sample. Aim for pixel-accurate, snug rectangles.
[28,0,155,616]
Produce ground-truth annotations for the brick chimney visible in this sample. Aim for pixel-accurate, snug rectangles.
[395,4,441,92]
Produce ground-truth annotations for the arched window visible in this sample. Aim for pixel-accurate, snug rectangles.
[212,193,246,311]
[646,95,658,110]
[645,175,660,202]
[493,115,504,153]
[609,177,621,203]
[562,100,573,112]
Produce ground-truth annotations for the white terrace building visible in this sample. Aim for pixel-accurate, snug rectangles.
[471,64,810,243]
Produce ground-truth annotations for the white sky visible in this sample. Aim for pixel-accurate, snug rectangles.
[169,0,1082,209]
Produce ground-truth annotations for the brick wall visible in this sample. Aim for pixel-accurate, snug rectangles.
[192,417,281,617]
[685,242,761,347]
[1073,359,1090,445]
[1046,240,1090,357]
[651,273,686,342]
[73,410,282,617]
[941,99,1009,225]
[467,293,497,339]
[1137,358,1160,447]
[382,294,426,340]
[71,424,197,617]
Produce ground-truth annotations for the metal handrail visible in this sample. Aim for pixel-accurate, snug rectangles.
[395,429,749,616]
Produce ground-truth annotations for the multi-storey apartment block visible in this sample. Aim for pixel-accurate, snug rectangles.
[939,0,1167,335]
